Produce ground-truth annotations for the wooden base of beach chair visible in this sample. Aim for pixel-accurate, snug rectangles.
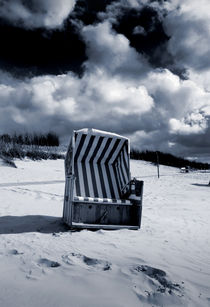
[63,201,142,230]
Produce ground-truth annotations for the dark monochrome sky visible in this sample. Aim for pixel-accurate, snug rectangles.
[0,0,210,159]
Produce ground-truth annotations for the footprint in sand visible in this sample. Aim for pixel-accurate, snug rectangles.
[62,253,111,271]
[132,265,183,298]
[8,249,24,255]
[38,258,61,268]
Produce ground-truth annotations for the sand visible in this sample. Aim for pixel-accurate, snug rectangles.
[0,159,210,307]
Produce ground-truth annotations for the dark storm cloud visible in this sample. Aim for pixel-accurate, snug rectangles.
[71,0,114,26]
[101,1,187,78]
[0,0,179,78]
[0,0,115,77]
[0,19,87,76]
[111,6,170,64]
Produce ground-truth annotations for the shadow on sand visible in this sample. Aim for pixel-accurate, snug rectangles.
[192,183,210,187]
[0,215,69,234]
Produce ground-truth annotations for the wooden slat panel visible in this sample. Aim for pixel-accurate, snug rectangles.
[72,202,141,226]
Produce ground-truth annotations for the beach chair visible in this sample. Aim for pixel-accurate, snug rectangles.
[63,128,143,230]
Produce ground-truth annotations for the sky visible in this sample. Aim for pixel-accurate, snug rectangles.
[0,0,210,160]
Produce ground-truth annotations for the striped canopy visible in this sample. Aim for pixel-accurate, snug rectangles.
[67,128,130,200]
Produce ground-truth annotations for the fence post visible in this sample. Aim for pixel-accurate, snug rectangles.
[156,151,160,178]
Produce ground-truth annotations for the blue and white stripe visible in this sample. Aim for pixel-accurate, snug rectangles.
[72,129,130,199]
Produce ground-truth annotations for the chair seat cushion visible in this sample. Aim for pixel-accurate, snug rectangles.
[73,196,131,205]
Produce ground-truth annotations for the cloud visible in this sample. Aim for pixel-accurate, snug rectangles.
[142,69,210,118]
[164,0,210,72]
[169,113,208,135]
[102,2,173,71]
[82,21,150,78]
[0,0,75,29]
[127,68,210,154]
[0,70,154,135]
[1,1,210,158]
[0,21,154,136]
